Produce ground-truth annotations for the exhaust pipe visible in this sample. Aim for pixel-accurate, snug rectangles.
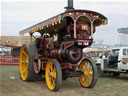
[65,0,74,11]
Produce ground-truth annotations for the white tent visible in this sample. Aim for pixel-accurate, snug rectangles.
[0,48,8,52]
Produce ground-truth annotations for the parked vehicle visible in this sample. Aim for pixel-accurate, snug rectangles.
[96,47,128,76]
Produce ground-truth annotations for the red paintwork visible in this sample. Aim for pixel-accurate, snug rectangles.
[63,41,74,50]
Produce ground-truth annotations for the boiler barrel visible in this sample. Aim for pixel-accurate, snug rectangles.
[50,47,83,64]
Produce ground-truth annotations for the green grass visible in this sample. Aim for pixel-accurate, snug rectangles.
[0,65,19,80]
[0,65,128,96]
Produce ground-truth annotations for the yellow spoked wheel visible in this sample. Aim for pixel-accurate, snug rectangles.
[20,44,41,81]
[79,58,98,88]
[45,59,62,91]
[20,45,29,80]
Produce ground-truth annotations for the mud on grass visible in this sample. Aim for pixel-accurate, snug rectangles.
[0,65,128,96]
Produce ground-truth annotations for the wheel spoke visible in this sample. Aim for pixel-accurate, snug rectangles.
[22,67,28,74]
[86,77,90,85]
[86,63,90,72]
[83,65,86,71]
[50,66,53,72]
[22,50,28,57]
[85,77,88,84]
[22,51,29,64]
[89,65,92,71]
[85,63,88,71]
[51,78,55,87]
[22,61,28,65]
[88,75,92,81]
[25,56,29,62]
[52,70,56,79]
[81,74,86,84]
[21,61,25,64]
[90,71,93,75]
[50,64,53,72]
[81,67,84,72]
[49,75,51,81]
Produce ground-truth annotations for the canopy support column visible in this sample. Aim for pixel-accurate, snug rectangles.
[74,20,76,38]
[91,22,93,39]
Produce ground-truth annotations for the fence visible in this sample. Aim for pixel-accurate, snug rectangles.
[0,56,19,65]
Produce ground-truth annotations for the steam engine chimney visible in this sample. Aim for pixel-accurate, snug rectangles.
[65,0,74,11]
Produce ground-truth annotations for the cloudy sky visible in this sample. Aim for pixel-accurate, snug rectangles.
[1,0,128,45]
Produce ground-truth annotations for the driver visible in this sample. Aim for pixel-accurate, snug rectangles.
[63,22,74,40]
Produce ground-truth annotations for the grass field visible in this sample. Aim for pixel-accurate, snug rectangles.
[0,65,128,96]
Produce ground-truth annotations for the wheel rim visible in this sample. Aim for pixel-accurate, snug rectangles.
[79,59,93,87]
[45,60,56,90]
[20,46,29,80]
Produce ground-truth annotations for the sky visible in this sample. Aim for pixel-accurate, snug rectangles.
[1,0,128,45]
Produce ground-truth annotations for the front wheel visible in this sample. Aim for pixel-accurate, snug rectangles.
[79,58,98,88]
[45,59,62,91]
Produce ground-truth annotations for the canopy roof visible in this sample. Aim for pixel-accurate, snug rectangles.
[20,10,107,35]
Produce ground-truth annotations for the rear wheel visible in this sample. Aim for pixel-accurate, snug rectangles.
[20,44,42,81]
[79,58,98,88]
[45,59,62,91]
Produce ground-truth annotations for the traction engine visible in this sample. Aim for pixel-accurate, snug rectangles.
[19,0,107,91]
